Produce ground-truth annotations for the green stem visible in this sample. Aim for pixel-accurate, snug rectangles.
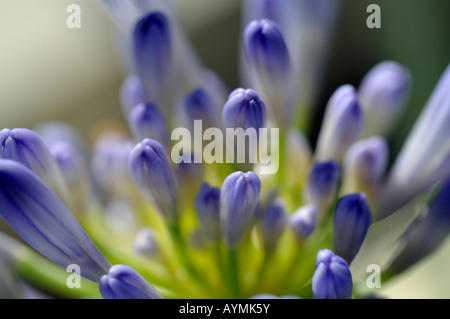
[276,131,287,186]
[226,247,240,298]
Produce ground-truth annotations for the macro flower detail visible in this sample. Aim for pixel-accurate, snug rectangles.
[0,0,448,300]
[312,249,352,299]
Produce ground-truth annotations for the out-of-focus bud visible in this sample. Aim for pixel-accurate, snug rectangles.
[304,161,339,214]
[195,183,221,243]
[133,227,158,257]
[259,199,287,252]
[120,75,146,118]
[290,205,318,242]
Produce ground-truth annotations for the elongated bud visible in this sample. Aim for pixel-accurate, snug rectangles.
[50,142,91,214]
[134,12,173,116]
[185,88,220,129]
[129,138,177,222]
[100,264,162,299]
[388,179,450,275]
[259,199,287,252]
[128,103,170,150]
[120,75,146,117]
[0,128,70,204]
[333,193,371,264]
[195,183,221,243]
[133,227,158,257]
[220,171,261,247]
[377,64,450,219]
[304,161,339,213]
[312,249,352,299]
[342,136,388,196]
[290,205,318,241]
[359,61,411,137]
[0,160,111,282]
[243,19,293,128]
[315,85,364,162]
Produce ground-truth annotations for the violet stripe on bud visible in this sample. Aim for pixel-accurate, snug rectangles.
[120,75,146,118]
[195,183,221,243]
[185,88,220,129]
[290,205,318,241]
[342,136,388,196]
[387,179,450,276]
[333,193,371,264]
[134,12,173,114]
[99,264,162,299]
[376,63,450,219]
[304,161,339,212]
[0,128,70,205]
[0,160,111,282]
[315,85,364,162]
[243,19,293,128]
[358,61,411,137]
[129,138,177,222]
[128,103,170,150]
[312,249,352,299]
[259,199,287,252]
[220,171,261,247]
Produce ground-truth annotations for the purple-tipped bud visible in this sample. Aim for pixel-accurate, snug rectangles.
[99,264,162,299]
[312,249,352,299]
[243,19,293,127]
[195,183,221,243]
[50,142,91,214]
[316,85,364,162]
[304,161,340,212]
[223,88,267,131]
[120,75,146,117]
[342,136,388,195]
[0,128,69,204]
[129,138,177,222]
[290,205,318,241]
[185,88,220,129]
[333,193,372,264]
[220,171,261,247]
[128,103,170,150]
[133,12,173,109]
[0,160,110,282]
[359,61,411,137]
[260,199,287,252]
[133,227,158,257]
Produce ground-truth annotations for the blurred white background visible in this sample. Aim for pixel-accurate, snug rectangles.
[0,0,449,298]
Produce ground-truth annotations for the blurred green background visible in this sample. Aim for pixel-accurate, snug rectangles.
[0,0,449,298]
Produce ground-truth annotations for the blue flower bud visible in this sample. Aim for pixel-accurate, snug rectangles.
[243,19,293,127]
[133,12,173,111]
[220,171,261,247]
[0,160,111,282]
[99,264,162,299]
[304,161,340,212]
[120,75,146,117]
[129,138,177,222]
[315,85,364,162]
[195,183,221,243]
[359,61,411,137]
[312,249,352,299]
[290,205,318,241]
[0,128,69,204]
[128,103,170,150]
[223,88,267,131]
[333,193,372,264]
[185,88,220,129]
[342,136,388,195]
[388,178,450,275]
[260,199,287,252]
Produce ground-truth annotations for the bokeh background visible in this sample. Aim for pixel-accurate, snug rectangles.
[0,0,449,298]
